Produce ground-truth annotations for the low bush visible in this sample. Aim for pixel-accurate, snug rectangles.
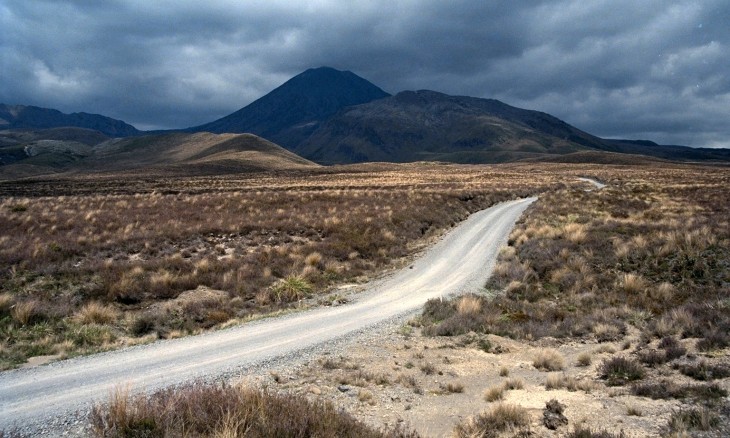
[565,426,627,438]
[675,360,730,381]
[599,357,644,386]
[668,407,720,432]
[453,403,529,438]
[90,383,420,437]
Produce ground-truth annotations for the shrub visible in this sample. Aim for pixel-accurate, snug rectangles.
[453,403,529,438]
[638,349,666,367]
[668,407,719,432]
[631,380,726,400]
[565,426,627,438]
[599,357,645,386]
[533,349,565,371]
[696,330,730,352]
[130,312,157,336]
[675,360,730,381]
[90,383,420,438]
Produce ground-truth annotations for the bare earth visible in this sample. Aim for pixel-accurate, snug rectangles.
[0,197,536,432]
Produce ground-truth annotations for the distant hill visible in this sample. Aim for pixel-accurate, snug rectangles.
[187,67,390,149]
[0,131,317,180]
[0,104,140,137]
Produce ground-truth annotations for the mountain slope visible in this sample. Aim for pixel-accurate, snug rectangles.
[88,132,318,174]
[187,67,390,149]
[296,90,605,164]
[0,132,318,180]
[0,104,140,137]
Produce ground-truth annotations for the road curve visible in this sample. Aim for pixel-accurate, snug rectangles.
[0,197,536,427]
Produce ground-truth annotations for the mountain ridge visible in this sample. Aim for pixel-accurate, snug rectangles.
[0,104,140,137]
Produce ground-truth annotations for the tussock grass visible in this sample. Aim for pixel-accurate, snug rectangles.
[90,383,419,437]
[0,164,555,368]
[74,302,118,325]
[533,349,565,371]
[453,403,529,438]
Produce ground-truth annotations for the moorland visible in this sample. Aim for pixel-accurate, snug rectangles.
[1,161,728,437]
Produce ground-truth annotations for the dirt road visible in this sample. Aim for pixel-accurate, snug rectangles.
[0,197,536,429]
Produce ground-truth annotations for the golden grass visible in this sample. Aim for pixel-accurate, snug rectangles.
[74,302,119,325]
[533,349,565,371]
[456,295,481,315]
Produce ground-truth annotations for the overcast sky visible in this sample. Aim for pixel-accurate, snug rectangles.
[2,1,729,147]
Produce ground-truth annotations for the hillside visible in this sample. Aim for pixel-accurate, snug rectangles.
[295,90,602,164]
[187,67,390,149]
[0,131,317,179]
[0,104,140,137]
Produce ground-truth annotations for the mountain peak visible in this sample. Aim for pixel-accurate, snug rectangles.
[188,67,390,148]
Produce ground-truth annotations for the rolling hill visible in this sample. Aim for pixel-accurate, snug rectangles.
[0,131,318,180]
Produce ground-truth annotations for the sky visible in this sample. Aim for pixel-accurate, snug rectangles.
[1,1,729,148]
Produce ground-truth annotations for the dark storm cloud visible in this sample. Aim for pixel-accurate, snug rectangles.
[1,0,728,147]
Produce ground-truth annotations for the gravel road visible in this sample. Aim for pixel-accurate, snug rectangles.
[0,197,536,432]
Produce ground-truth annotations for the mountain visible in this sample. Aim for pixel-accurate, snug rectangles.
[0,104,140,137]
[291,89,730,164]
[0,131,317,180]
[187,67,390,149]
[293,90,603,163]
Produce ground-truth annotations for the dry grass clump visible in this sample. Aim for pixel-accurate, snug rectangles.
[667,407,720,433]
[456,295,481,316]
[484,385,505,402]
[565,426,627,438]
[453,403,530,438]
[74,302,119,325]
[533,349,565,371]
[576,352,592,367]
[90,383,420,438]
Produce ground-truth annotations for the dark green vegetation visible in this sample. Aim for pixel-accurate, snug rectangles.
[90,383,419,438]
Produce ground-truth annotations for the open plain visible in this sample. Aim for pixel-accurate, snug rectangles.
[1,162,728,437]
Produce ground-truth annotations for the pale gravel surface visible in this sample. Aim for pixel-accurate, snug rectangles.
[0,197,536,436]
[577,177,606,190]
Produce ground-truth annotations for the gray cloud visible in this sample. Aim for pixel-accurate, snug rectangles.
[1,0,728,147]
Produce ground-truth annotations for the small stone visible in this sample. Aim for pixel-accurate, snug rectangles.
[309,386,322,395]
[338,385,351,392]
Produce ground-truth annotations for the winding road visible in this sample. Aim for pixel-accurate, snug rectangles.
[0,197,536,429]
